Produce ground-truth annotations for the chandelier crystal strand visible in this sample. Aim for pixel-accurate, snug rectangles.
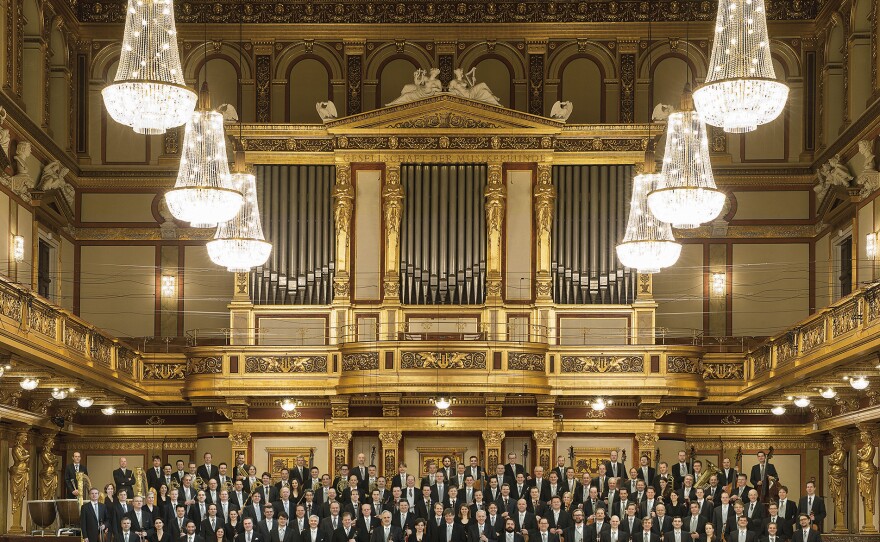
[692,0,788,133]
[617,153,682,274]
[102,0,196,134]
[207,151,272,272]
[648,88,726,229]
[165,82,243,227]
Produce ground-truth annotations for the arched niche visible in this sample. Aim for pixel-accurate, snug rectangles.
[21,0,44,126]
[458,42,526,110]
[100,58,150,165]
[635,41,707,123]
[738,57,792,163]
[546,41,617,123]
[184,43,254,122]
[288,58,332,123]
[377,57,419,108]
[194,57,241,115]
[559,57,604,123]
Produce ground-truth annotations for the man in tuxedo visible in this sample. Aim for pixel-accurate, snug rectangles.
[638,487,657,520]
[440,457,455,486]
[605,451,625,481]
[201,504,222,538]
[238,517,263,542]
[526,486,547,518]
[583,487,606,522]
[81,487,107,542]
[592,464,610,500]
[513,500,537,536]
[190,490,210,532]
[671,452,690,490]
[274,512,295,542]
[749,452,779,500]
[504,454,525,486]
[637,457,655,488]
[775,487,797,529]
[500,518,525,542]
[114,457,136,502]
[334,512,358,542]
[662,517,685,542]
[486,503,504,540]
[619,504,640,537]
[217,490,237,524]
[127,495,152,537]
[744,490,766,532]
[275,487,296,519]
[276,469,292,493]
[531,517,559,542]
[144,455,163,493]
[416,486,435,519]
[183,520,205,542]
[718,458,738,491]
[291,457,309,486]
[545,495,570,533]
[305,515,326,542]
[512,474,528,502]
[66,451,89,498]
[731,476,752,503]
[244,492,266,524]
[353,454,369,484]
[713,493,735,540]
[562,468,581,498]
[601,515,628,542]
[119,516,138,542]
[431,472,449,505]
[196,452,220,484]
[170,504,189,540]
[791,515,821,542]
[470,510,496,542]
[564,509,587,542]
[652,464,671,493]
[684,502,706,540]
[633,517,660,542]
[552,457,567,483]
[497,484,515,518]
[292,504,309,535]
[391,464,410,490]
[705,476,722,507]
[732,516,756,542]
[260,473,280,504]
[761,522,783,542]
[434,509,466,542]
[322,502,343,540]
[422,462,440,488]
[173,460,188,486]
[761,503,791,541]
[797,482,825,533]
[392,500,415,536]
[588,508,611,542]
[651,505,672,537]
[530,466,549,502]
[257,505,279,542]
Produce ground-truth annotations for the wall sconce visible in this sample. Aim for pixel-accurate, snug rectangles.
[161,275,176,298]
[12,235,24,263]
[711,272,726,296]
[868,232,878,260]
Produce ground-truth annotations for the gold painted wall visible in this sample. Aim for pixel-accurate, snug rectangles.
[183,245,233,333]
[654,244,704,338]
[80,193,158,223]
[79,245,156,337]
[733,191,810,220]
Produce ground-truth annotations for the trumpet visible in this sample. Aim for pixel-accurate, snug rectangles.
[194,476,205,492]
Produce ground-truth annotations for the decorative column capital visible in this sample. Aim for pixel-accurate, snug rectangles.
[329,430,353,448]
[533,430,557,447]
[228,431,251,448]
[482,430,505,447]
[379,431,402,447]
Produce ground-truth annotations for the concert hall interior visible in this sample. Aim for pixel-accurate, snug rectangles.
[0,0,878,541]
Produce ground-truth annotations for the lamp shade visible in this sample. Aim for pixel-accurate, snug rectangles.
[207,169,272,272]
[617,172,682,273]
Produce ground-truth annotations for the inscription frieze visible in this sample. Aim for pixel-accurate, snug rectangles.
[400,351,487,369]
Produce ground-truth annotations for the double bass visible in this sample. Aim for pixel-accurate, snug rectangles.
[724,447,742,495]
[758,446,777,504]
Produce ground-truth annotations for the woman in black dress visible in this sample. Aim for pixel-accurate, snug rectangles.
[225,509,244,542]
[147,517,170,542]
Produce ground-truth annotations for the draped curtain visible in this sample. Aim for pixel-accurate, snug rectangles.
[552,165,635,304]
[400,164,487,305]
[251,165,336,305]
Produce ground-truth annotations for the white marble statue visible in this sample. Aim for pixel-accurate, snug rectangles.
[8,141,33,200]
[860,139,877,173]
[37,160,74,207]
[217,103,239,123]
[157,198,179,240]
[550,101,574,122]
[652,103,675,122]
[0,106,10,167]
[386,68,443,106]
[316,101,338,122]
[448,68,501,106]
[814,154,853,201]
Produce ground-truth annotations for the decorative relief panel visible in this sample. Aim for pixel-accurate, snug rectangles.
[400,351,487,369]
[554,137,647,152]
[256,55,271,123]
[346,55,362,115]
[64,321,88,354]
[666,356,701,373]
[245,355,328,373]
[749,346,771,378]
[28,302,57,338]
[188,357,223,374]
[91,335,112,366]
[701,362,745,380]
[560,355,644,373]
[117,349,136,376]
[143,363,187,380]
[832,299,860,338]
[389,112,498,129]
[528,54,544,116]
[0,287,22,320]
[341,352,380,371]
[76,0,819,24]
[508,352,546,371]
[775,332,798,366]
[619,54,635,123]
[801,320,827,353]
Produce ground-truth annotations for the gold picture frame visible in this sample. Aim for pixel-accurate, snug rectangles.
[415,447,467,476]
[572,448,618,475]
[266,447,316,483]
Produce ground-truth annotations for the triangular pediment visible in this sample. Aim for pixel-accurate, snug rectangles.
[324,94,564,135]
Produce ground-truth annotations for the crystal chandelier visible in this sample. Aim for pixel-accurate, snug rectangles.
[692,0,788,133]
[207,151,272,272]
[102,0,197,134]
[165,82,243,228]
[617,153,682,274]
[648,88,726,229]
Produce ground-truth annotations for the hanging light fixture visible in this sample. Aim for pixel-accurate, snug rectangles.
[434,397,451,410]
[692,0,788,133]
[648,86,726,229]
[617,149,682,273]
[102,0,197,134]
[207,154,272,272]
[165,82,243,227]
[770,405,785,415]
[77,397,95,408]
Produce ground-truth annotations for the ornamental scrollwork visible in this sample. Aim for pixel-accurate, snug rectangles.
[701,362,744,380]
[329,430,352,448]
[245,355,327,373]
[389,112,498,129]
[143,363,187,380]
[117,349,136,376]
[749,346,771,377]
[342,352,380,371]
[560,355,644,373]
[400,351,487,369]
[379,431,402,446]
[508,352,546,371]
[188,357,223,374]
[775,332,798,366]
[64,321,88,354]
[91,334,112,366]
[228,431,251,448]
[801,320,826,353]
[28,302,57,338]
[831,299,860,338]
[0,287,22,320]
[533,430,556,446]
[666,356,701,374]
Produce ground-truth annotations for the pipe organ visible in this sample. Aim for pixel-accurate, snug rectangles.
[252,165,336,305]
[400,164,487,305]
[552,165,635,305]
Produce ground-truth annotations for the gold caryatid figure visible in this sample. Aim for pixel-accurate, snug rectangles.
[8,430,30,532]
[39,434,59,500]
[828,433,848,530]
[857,426,878,532]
